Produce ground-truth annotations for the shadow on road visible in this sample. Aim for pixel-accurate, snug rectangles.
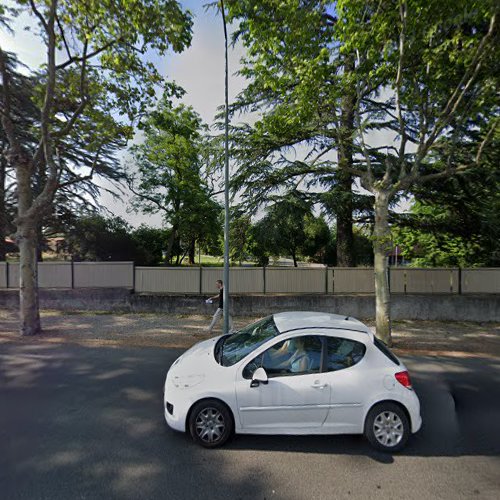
[0,342,499,499]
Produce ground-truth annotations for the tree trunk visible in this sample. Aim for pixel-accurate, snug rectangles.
[335,171,354,267]
[188,238,195,265]
[0,157,6,261]
[164,227,177,264]
[336,55,356,267]
[17,162,41,336]
[373,189,392,345]
[18,223,41,335]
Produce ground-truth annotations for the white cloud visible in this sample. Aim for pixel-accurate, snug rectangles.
[0,3,44,70]
[161,8,246,125]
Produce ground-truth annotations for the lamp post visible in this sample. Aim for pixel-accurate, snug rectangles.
[221,0,230,335]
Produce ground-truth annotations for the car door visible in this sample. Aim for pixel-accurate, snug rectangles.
[235,335,331,431]
[322,336,368,433]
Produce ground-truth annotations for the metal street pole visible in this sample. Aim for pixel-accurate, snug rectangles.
[221,0,230,335]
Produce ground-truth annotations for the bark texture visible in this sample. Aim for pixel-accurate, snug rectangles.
[373,190,392,345]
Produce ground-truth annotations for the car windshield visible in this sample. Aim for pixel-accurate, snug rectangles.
[219,316,280,367]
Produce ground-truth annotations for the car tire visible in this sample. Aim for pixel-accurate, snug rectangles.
[364,402,410,452]
[189,399,233,448]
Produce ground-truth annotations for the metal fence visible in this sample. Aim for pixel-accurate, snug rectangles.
[0,262,499,294]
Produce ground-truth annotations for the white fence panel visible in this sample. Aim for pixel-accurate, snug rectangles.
[404,268,458,294]
[332,268,375,294]
[266,268,326,294]
[135,267,199,293]
[38,262,72,288]
[201,267,264,294]
[390,268,406,293]
[0,262,498,294]
[201,268,224,294]
[226,268,264,294]
[462,268,500,294]
[73,262,133,288]
[5,262,72,288]
[0,262,6,288]
[7,263,19,288]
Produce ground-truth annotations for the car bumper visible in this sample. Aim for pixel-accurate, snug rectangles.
[163,379,190,433]
[407,391,422,434]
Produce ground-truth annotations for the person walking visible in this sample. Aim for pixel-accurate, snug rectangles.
[207,279,233,333]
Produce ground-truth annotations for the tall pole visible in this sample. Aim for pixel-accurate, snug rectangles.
[221,0,230,335]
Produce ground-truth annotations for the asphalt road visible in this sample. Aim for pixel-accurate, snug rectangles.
[0,341,499,500]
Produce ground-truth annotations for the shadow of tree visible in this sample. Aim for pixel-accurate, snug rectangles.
[0,343,499,500]
[0,343,265,499]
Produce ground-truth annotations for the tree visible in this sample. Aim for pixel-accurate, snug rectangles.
[0,52,38,261]
[129,99,222,265]
[251,193,329,267]
[393,137,500,267]
[336,0,498,343]
[0,53,130,262]
[0,1,192,335]
[64,214,136,261]
[224,0,367,267]
[229,212,252,265]
[131,225,170,266]
[225,0,498,344]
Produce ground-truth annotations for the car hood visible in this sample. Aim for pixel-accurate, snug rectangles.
[169,336,221,376]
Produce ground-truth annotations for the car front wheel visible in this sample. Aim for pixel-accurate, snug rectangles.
[188,399,233,448]
[364,402,410,452]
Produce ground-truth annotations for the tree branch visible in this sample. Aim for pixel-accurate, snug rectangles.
[56,40,117,70]
[127,180,169,213]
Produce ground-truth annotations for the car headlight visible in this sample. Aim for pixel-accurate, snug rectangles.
[173,374,205,389]
[172,355,183,367]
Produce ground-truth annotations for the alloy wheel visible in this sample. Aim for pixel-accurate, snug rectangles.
[373,410,404,448]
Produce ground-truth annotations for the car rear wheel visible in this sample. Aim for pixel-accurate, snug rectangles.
[364,402,410,452]
[189,399,233,448]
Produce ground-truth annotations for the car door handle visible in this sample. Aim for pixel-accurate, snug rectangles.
[311,382,328,389]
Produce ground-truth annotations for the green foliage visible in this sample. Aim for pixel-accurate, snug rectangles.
[223,1,371,266]
[393,121,500,267]
[64,216,172,264]
[65,215,136,261]
[301,213,331,264]
[0,53,132,261]
[229,212,252,265]
[129,96,222,264]
[131,225,169,266]
[353,228,374,266]
[249,193,331,266]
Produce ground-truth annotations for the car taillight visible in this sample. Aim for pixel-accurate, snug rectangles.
[395,371,412,389]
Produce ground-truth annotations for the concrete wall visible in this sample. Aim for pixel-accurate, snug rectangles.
[1,289,499,321]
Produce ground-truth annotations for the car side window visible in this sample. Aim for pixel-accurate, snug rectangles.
[326,337,366,372]
[243,336,323,379]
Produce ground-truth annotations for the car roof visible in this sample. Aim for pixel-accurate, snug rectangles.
[272,311,373,340]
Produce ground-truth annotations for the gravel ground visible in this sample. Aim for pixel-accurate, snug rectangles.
[0,309,499,357]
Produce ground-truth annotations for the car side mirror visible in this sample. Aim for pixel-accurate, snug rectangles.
[250,367,268,388]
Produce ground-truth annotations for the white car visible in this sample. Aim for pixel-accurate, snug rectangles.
[164,311,422,452]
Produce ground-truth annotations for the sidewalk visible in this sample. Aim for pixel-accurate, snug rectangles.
[0,309,499,358]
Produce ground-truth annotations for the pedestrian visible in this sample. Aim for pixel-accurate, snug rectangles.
[206,279,233,333]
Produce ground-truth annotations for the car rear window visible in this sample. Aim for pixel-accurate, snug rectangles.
[373,337,400,365]
[326,337,366,371]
